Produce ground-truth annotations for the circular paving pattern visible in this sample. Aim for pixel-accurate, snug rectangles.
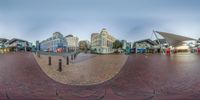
[34,53,128,85]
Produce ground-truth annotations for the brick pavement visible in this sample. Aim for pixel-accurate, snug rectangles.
[0,52,200,99]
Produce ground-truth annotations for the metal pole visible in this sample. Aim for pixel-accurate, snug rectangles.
[48,56,51,66]
[66,56,69,65]
[153,31,163,54]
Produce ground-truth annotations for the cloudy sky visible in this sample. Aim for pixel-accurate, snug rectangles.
[0,0,200,44]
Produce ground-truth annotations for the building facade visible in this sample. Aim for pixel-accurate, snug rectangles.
[121,40,127,50]
[8,38,32,52]
[121,40,132,50]
[133,39,156,53]
[0,38,32,53]
[0,38,9,53]
[40,32,67,52]
[91,28,116,54]
[36,41,40,51]
[0,38,8,48]
[65,34,79,52]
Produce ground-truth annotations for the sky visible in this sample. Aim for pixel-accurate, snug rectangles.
[0,0,200,44]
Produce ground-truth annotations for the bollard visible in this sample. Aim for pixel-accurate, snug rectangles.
[66,56,69,65]
[37,52,40,58]
[48,56,51,66]
[58,59,62,72]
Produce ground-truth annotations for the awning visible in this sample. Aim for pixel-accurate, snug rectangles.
[155,31,196,46]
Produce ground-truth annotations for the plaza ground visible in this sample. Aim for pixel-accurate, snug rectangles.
[34,53,128,85]
[0,52,200,100]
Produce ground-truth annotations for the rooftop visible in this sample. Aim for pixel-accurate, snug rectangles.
[7,38,29,44]
[134,39,156,46]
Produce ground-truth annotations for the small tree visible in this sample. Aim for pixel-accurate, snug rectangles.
[113,40,122,49]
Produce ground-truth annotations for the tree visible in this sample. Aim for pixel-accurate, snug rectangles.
[113,40,122,49]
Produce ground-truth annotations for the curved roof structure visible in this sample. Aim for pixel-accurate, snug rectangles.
[155,31,196,46]
[7,38,28,44]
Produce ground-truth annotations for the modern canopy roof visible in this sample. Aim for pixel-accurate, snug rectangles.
[155,31,196,46]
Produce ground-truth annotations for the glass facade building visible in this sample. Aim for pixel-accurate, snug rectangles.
[40,32,67,52]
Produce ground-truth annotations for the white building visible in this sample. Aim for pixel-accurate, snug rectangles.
[121,40,132,50]
[91,28,116,54]
[65,34,79,52]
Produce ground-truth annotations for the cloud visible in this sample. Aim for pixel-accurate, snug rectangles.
[0,0,200,43]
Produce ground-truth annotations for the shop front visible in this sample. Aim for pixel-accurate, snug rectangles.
[0,48,11,54]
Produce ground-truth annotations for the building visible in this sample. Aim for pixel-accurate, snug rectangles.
[91,28,116,54]
[79,40,90,51]
[65,34,79,52]
[121,40,127,50]
[121,40,132,53]
[154,39,168,47]
[153,39,168,53]
[0,38,32,53]
[133,39,157,53]
[40,32,67,52]
[36,41,40,51]
[0,38,9,53]
[122,40,132,50]
[0,38,8,48]
[6,38,32,52]
[196,39,200,49]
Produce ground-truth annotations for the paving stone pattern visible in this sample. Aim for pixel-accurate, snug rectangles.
[1,52,200,100]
